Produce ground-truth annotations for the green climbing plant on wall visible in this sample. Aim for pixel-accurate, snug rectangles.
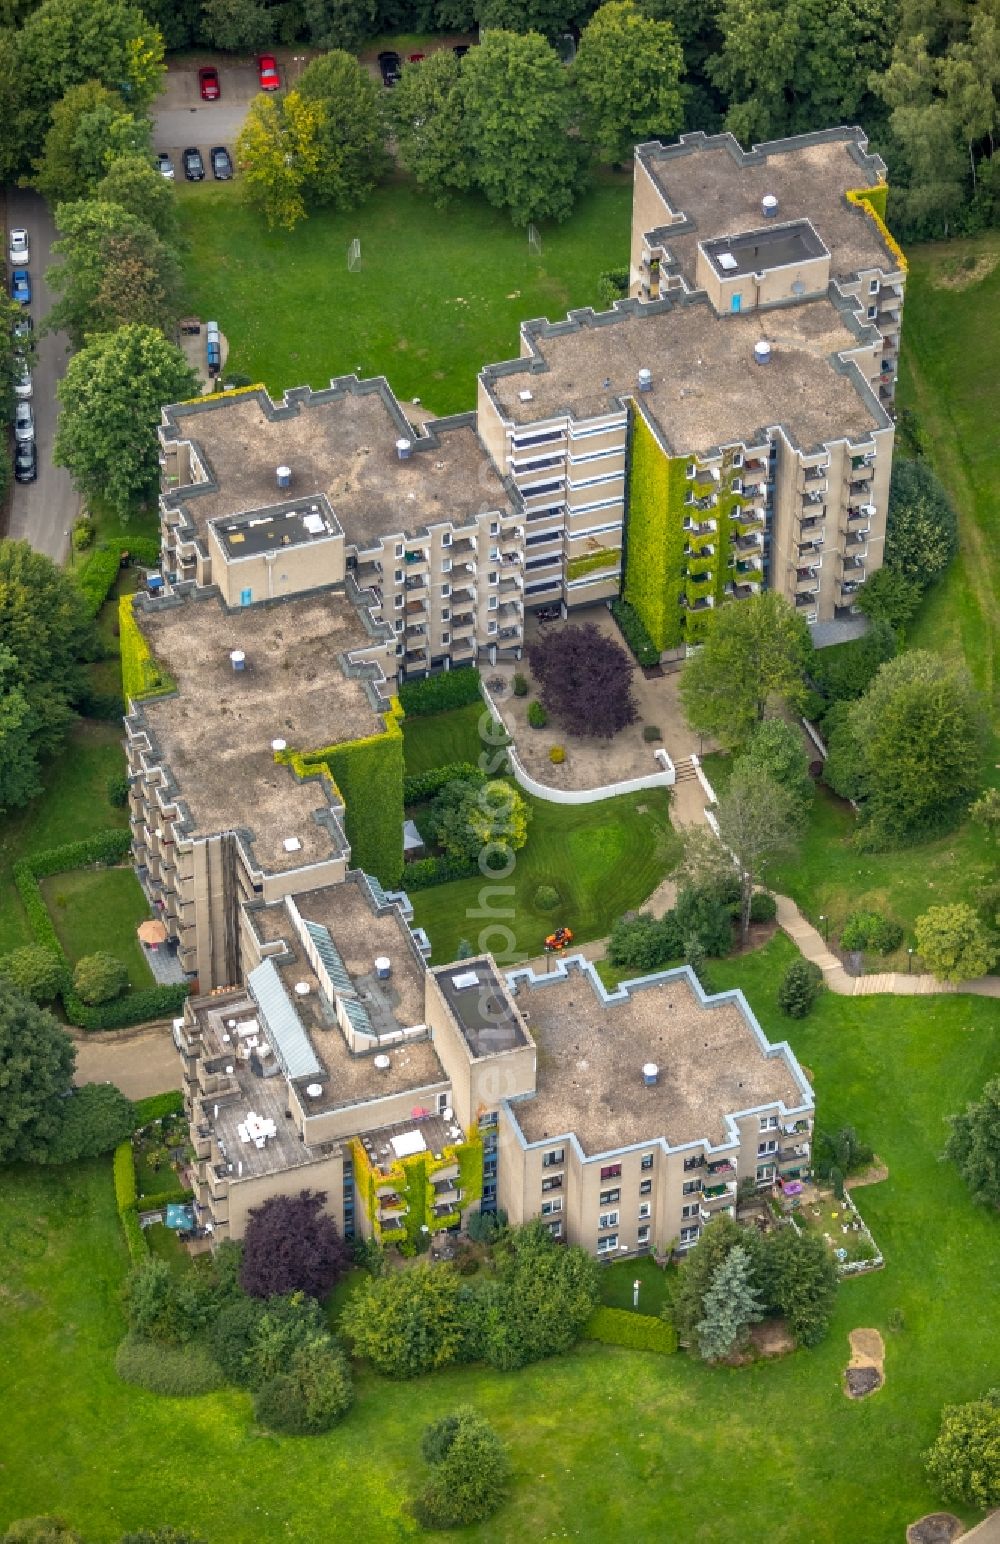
[623,412,687,650]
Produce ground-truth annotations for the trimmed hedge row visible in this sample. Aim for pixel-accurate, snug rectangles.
[133,1090,184,1128]
[403,761,483,805]
[119,594,176,703]
[113,1141,149,1262]
[138,1185,195,1211]
[582,1307,678,1354]
[75,545,123,617]
[14,833,189,1030]
[403,854,479,890]
[610,598,660,668]
[398,666,482,716]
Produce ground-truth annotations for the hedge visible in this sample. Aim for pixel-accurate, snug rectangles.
[610,599,660,668]
[120,1207,148,1262]
[24,830,131,876]
[119,594,177,703]
[582,1307,678,1354]
[114,1140,138,1212]
[65,982,189,1030]
[138,1185,195,1211]
[133,1090,184,1128]
[403,854,479,890]
[75,545,123,617]
[398,666,482,716]
[403,761,484,805]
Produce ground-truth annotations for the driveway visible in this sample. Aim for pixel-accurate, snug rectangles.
[5,188,78,562]
[153,61,262,166]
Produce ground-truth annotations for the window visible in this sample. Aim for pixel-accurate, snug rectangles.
[441,632,450,645]
[759,1115,778,1132]
[756,1164,774,1182]
[681,1202,700,1220]
[478,1111,498,1130]
[394,619,404,633]
[600,1164,622,1181]
[682,1179,702,1195]
[488,596,498,610]
[394,569,403,584]
[869,278,879,294]
[680,1225,699,1244]
[639,1179,652,1196]
[487,620,498,635]
[394,594,404,609]
[441,584,451,598]
[683,1154,703,1172]
[541,1175,563,1193]
[488,571,499,586]
[640,1153,654,1171]
[490,521,499,536]
[436,1091,449,1113]
[637,1225,650,1245]
[395,544,403,558]
[599,1188,620,1206]
[441,558,452,573]
[546,1219,563,1238]
[867,304,878,319]
[731,478,743,493]
[638,1202,651,1220]
[543,1148,564,1168]
[541,1197,563,1216]
[441,607,450,620]
[686,464,696,479]
[597,1233,618,1254]
[441,532,452,547]
[757,1140,777,1157]
[732,452,744,468]
[598,1211,619,1230]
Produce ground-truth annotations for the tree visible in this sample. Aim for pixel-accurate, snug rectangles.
[527,623,638,737]
[695,1242,763,1361]
[0,541,96,813]
[341,1263,468,1377]
[391,49,472,206]
[45,1082,135,1163]
[608,911,677,971]
[573,2,684,165]
[461,29,584,226]
[810,618,898,705]
[31,81,149,206]
[946,1077,1000,1209]
[736,718,813,810]
[915,904,997,984]
[253,1338,353,1434]
[669,1214,759,1344]
[300,0,379,52]
[54,325,199,521]
[872,31,970,239]
[884,458,958,589]
[671,883,733,957]
[96,154,179,242]
[840,653,987,841]
[0,981,76,1164]
[680,592,812,750]
[428,777,530,867]
[476,0,578,35]
[762,1226,838,1347]
[777,957,823,1018]
[236,92,323,231]
[296,50,388,209]
[412,1407,512,1530]
[715,765,804,943]
[855,567,923,632]
[47,200,183,346]
[240,1190,351,1299]
[72,952,129,1005]
[0,945,66,1003]
[479,1220,600,1370]
[199,0,274,50]
[925,1389,1000,1509]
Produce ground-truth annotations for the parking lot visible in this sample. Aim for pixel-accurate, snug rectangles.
[152,61,263,174]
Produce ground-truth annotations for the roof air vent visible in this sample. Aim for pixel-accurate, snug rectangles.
[642,1062,659,1086]
[230,649,246,671]
[396,438,412,461]
[762,194,779,218]
[374,1054,391,1071]
[305,1082,323,1098]
[753,341,772,366]
[271,738,287,752]
[283,836,302,853]
[294,981,310,998]
[276,465,292,489]
[375,956,391,980]
[637,368,653,393]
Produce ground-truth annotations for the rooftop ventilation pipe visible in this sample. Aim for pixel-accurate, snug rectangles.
[637,368,653,393]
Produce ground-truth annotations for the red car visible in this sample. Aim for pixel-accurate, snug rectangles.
[258,54,280,91]
[407,52,425,62]
[198,66,220,100]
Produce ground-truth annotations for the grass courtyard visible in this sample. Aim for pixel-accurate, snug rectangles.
[175,174,632,416]
[40,867,154,991]
[402,699,489,776]
[2,932,999,1540]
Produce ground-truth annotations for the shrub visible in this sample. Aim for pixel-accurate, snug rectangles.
[67,983,189,1031]
[411,1406,511,1531]
[403,762,483,805]
[426,777,529,867]
[107,772,129,807]
[608,911,679,972]
[534,884,559,912]
[132,1090,184,1128]
[671,884,733,958]
[212,1297,267,1385]
[511,672,529,697]
[597,266,629,308]
[75,547,126,618]
[642,724,662,742]
[72,951,129,1005]
[777,958,823,1018]
[527,699,548,728]
[341,1264,468,1378]
[404,854,479,890]
[749,892,777,924]
[839,910,904,955]
[610,597,660,667]
[45,1083,135,1163]
[925,1389,1000,1509]
[398,667,482,716]
[253,1340,353,1434]
[71,516,95,551]
[582,1307,678,1353]
[915,903,998,983]
[548,744,565,764]
[0,945,66,1002]
[114,1140,138,1212]
[466,1207,507,1245]
[114,1334,224,1397]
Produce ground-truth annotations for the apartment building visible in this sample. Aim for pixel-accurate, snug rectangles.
[157,375,526,676]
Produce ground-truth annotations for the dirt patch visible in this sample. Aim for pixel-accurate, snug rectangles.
[906,1513,965,1544]
[844,1327,885,1399]
[846,1158,889,1189]
[934,252,999,290]
[732,919,778,954]
[726,1318,797,1364]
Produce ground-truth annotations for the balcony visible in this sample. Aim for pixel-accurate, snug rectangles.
[701,1181,738,1206]
[795,568,819,595]
[403,549,429,568]
[699,1202,736,1223]
[794,592,818,610]
[705,1159,736,1179]
[733,533,763,554]
[742,459,768,483]
[683,518,717,538]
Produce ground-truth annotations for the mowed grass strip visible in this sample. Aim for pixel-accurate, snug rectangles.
[175,174,632,415]
[402,700,491,777]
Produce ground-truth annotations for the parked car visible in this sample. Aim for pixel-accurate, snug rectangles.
[183,147,205,181]
[199,66,220,100]
[14,440,37,483]
[13,313,32,342]
[257,54,280,90]
[211,146,233,180]
[377,50,401,86]
[156,152,175,180]
[407,51,425,62]
[8,226,29,265]
[452,43,470,57]
[206,319,221,375]
[14,361,31,399]
[14,400,34,442]
[11,269,31,306]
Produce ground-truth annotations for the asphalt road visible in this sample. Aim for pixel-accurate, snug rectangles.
[6,188,77,562]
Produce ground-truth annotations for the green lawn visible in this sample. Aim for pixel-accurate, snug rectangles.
[176,174,632,416]
[402,701,492,777]
[410,787,681,962]
[40,867,154,991]
[3,937,999,1539]
[598,1256,673,1316]
[0,720,130,958]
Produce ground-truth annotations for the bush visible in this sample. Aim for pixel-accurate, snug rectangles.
[642,724,662,742]
[597,266,629,308]
[398,667,482,716]
[114,1334,224,1397]
[72,951,129,1005]
[107,772,129,808]
[212,1297,266,1385]
[777,958,823,1018]
[582,1307,678,1353]
[608,911,679,972]
[403,762,483,805]
[71,516,95,552]
[527,699,548,728]
[411,1407,511,1530]
[671,884,733,958]
[839,909,904,955]
[45,1082,135,1163]
[548,744,565,764]
[925,1389,1000,1509]
[611,597,659,667]
[253,1340,353,1434]
[534,884,559,912]
[0,945,66,1002]
[749,892,777,924]
[341,1264,468,1379]
[404,854,479,890]
[511,672,528,697]
[132,1090,184,1128]
[466,1207,507,1244]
